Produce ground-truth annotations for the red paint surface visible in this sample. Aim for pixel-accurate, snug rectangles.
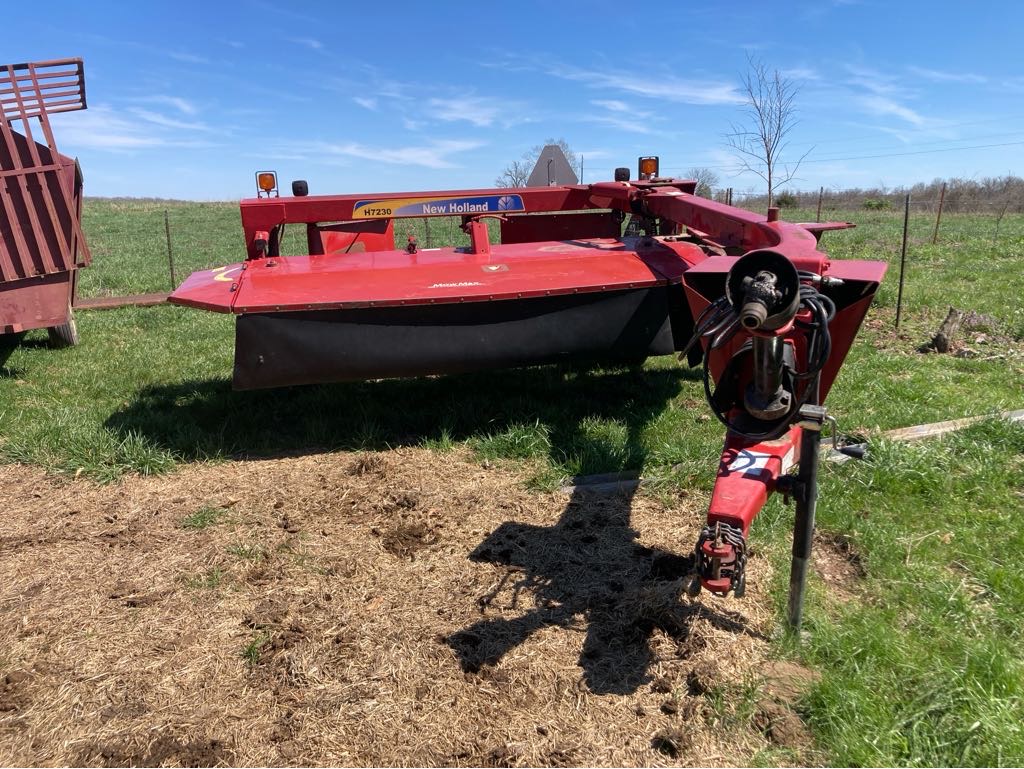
[170,237,704,314]
[707,428,803,537]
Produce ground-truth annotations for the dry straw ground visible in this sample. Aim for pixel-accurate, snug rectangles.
[1,448,823,766]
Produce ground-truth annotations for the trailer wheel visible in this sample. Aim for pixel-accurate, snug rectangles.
[48,310,79,348]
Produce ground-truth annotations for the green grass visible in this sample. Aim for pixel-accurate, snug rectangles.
[76,198,497,299]
[181,566,226,590]
[2,200,1019,486]
[783,419,1024,766]
[0,201,1019,481]
[181,505,229,530]
[242,632,270,666]
[1,198,1023,764]
[227,542,265,561]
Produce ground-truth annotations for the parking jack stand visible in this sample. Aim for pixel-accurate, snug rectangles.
[786,404,827,634]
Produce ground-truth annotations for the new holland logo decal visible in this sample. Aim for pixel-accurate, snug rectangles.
[352,194,525,219]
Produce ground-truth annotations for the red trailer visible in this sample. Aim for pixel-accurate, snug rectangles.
[171,161,886,628]
[0,58,90,346]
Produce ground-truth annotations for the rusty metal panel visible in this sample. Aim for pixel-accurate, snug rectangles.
[0,270,72,333]
[0,58,89,285]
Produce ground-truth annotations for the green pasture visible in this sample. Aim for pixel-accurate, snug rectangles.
[1,199,1022,765]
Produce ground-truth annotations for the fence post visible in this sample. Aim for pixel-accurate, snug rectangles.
[895,193,910,331]
[816,186,824,223]
[931,182,947,244]
[164,209,177,291]
[424,216,431,248]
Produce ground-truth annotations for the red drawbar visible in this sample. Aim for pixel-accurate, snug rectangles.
[708,428,802,537]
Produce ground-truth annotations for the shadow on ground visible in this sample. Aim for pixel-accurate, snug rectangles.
[106,359,750,693]
[0,333,43,379]
[448,486,764,695]
[434,363,759,695]
[105,361,701,474]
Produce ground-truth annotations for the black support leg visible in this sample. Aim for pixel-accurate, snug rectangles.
[787,404,826,633]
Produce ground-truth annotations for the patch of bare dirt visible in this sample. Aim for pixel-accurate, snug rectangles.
[752,700,813,751]
[0,671,32,714]
[760,660,821,705]
[745,658,821,755]
[379,520,438,559]
[0,447,811,766]
[76,735,230,767]
[814,532,866,601]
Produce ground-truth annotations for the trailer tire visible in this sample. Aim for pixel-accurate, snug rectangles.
[48,311,79,348]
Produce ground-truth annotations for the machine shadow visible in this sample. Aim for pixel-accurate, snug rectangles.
[106,359,762,693]
[0,333,45,379]
[447,485,763,695]
[445,372,763,696]
[103,360,700,469]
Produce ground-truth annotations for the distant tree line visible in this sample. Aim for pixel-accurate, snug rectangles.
[725,175,1024,214]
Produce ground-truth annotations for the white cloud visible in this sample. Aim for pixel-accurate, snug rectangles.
[168,51,209,65]
[845,64,908,96]
[353,96,378,111]
[490,53,743,105]
[591,99,629,112]
[141,95,197,115]
[128,108,210,132]
[287,37,324,51]
[50,105,216,151]
[908,66,986,84]
[782,67,820,81]
[843,65,952,133]
[859,95,926,126]
[302,139,485,168]
[550,63,744,105]
[428,97,503,127]
[587,114,655,134]
[585,99,660,134]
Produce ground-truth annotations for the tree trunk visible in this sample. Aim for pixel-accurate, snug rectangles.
[920,306,965,353]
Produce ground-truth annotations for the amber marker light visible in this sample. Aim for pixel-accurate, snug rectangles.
[638,156,659,179]
[256,171,278,197]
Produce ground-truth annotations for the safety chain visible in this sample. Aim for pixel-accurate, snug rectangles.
[695,521,748,596]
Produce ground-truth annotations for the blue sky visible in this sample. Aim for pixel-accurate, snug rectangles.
[7,0,1024,200]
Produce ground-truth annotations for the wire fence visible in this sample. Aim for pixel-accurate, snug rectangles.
[77,189,1024,303]
[712,181,1024,216]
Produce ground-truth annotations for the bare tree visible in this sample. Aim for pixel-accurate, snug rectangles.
[496,138,580,188]
[686,167,720,198]
[494,160,531,188]
[725,57,810,207]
